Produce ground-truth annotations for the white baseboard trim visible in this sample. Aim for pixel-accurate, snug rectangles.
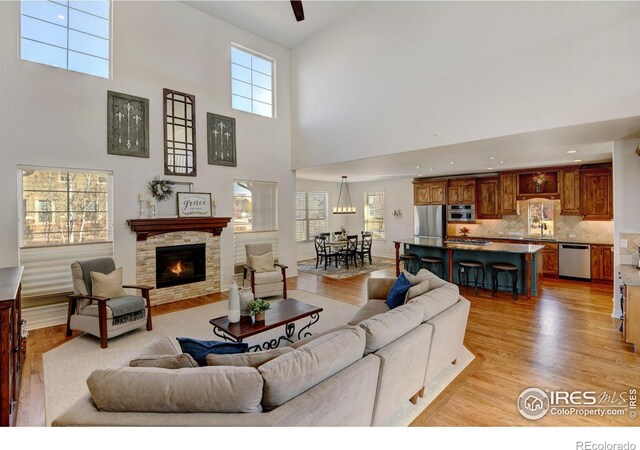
[23,303,68,330]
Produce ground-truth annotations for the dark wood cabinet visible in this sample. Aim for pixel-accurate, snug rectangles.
[540,242,559,276]
[580,168,613,221]
[476,177,501,219]
[0,267,25,427]
[591,244,614,282]
[498,173,518,215]
[448,179,476,205]
[414,180,447,205]
[560,168,581,215]
[517,170,560,200]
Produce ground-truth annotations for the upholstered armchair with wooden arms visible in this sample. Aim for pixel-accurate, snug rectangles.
[66,257,153,349]
[243,243,287,299]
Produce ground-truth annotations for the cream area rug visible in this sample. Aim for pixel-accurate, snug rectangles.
[43,289,473,426]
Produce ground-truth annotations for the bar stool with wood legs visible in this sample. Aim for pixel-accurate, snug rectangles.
[490,262,519,300]
[457,260,485,295]
[399,253,419,275]
[420,256,444,277]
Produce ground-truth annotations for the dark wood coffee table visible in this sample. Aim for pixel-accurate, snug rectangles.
[209,298,323,352]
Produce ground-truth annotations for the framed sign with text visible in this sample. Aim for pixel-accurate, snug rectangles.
[177,192,212,218]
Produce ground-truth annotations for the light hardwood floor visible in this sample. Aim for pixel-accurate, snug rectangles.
[16,264,640,427]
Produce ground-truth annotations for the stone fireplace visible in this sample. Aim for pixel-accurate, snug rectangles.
[127,218,231,306]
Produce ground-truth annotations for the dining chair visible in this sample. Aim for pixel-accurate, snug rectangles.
[358,232,374,265]
[339,235,359,269]
[315,235,338,269]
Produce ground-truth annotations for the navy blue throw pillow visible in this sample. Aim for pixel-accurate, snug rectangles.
[386,273,412,309]
[176,337,249,366]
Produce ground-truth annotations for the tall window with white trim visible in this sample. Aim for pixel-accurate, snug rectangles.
[231,45,274,118]
[364,192,385,240]
[296,192,328,242]
[20,0,110,78]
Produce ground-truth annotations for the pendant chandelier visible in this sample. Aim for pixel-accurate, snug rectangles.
[333,176,356,214]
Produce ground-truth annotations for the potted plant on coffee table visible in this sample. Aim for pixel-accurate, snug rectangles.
[248,298,271,322]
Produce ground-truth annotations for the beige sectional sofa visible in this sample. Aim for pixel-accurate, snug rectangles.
[53,269,469,427]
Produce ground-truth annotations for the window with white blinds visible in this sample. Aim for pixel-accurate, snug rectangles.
[233,180,278,233]
[296,191,328,242]
[18,166,114,300]
[233,180,278,267]
[364,191,385,239]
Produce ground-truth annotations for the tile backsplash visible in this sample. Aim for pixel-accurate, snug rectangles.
[619,233,640,265]
[453,200,614,244]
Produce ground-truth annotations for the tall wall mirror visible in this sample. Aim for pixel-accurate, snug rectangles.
[164,88,196,176]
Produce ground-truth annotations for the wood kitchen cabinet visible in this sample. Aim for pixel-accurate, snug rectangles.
[591,244,614,282]
[560,167,581,215]
[447,179,476,205]
[476,177,501,219]
[541,242,559,276]
[414,180,447,205]
[517,170,560,200]
[580,168,613,221]
[498,173,518,215]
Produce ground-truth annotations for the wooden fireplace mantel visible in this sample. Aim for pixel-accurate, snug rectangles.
[127,217,232,241]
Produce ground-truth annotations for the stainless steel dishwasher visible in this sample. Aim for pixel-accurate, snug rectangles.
[558,243,591,280]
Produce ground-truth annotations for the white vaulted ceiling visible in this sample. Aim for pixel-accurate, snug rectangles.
[182,1,367,48]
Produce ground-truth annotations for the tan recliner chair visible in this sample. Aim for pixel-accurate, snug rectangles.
[243,243,287,299]
[66,257,153,348]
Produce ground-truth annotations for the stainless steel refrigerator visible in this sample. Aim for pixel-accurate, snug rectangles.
[414,205,446,238]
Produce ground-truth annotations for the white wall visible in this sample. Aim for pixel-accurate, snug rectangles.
[613,139,640,317]
[291,2,640,169]
[295,178,346,261]
[0,1,296,291]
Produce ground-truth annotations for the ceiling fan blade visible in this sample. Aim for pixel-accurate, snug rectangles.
[290,0,305,21]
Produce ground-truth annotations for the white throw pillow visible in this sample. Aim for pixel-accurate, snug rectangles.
[250,252,275,272]
[91,267,126,298]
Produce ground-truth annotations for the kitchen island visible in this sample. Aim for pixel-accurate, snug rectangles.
[394,238,545,298]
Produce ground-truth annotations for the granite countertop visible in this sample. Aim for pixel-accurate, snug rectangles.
[396,237,544,254]
[619,264,640,286]
[455,235,614,246]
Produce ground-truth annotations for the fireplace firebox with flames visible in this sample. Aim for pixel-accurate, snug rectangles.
[156,244,206,289]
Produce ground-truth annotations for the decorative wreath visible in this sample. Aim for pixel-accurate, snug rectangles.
[147,177,175,201]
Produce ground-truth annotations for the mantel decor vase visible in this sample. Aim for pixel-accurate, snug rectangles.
[255,311,266,322]
[535,184,542,193]
[228,281,240,323]
[239,287,254,316]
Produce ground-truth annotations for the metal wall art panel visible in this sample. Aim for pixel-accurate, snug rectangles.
[107,91,149,158]
[207,113,237,167]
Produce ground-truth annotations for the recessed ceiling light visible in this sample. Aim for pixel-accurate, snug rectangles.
[487,167,494,170]
[416,165,420,169]
[57,14,65,19]
[490,156,495,160]
[574,159,583,163]
[449,161,455,165]
[567,150,578,154]
[429,168,434,171]
[418,173,423,177]
[499,160,505,164]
